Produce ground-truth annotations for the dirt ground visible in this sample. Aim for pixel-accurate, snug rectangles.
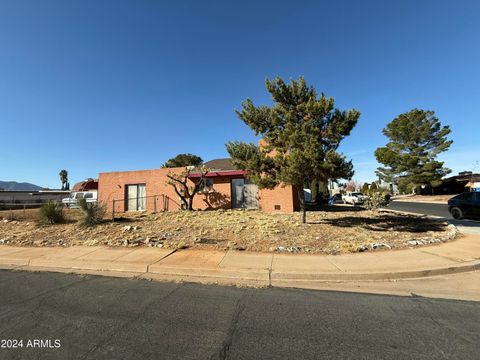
[0,207,457,254]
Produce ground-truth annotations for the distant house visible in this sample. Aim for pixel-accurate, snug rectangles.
[98,158,299,213]
[421,171,480,195]
[72,178,98,192]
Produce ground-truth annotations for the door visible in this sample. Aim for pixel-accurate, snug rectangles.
[231,178,259,209]
[126,184,146,211]
[231,179,245,209]
[137,184,146,210]
[244,180,259,209]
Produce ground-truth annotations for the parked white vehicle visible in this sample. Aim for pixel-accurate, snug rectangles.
[342,192,365,205]
[62,191,97,208]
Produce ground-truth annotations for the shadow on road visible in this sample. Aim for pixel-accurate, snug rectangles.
[442,218,480,229]
[319,214,447,233]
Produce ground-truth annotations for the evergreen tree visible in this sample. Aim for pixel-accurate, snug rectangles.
[226,77,360,223]
[375,109,452,193]
[362,182,370,194]
[162,153,203,168]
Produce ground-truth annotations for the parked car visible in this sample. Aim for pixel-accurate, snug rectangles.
[62,191,97,208]
[328,193,343,205]
[342,192,365,205]
[448,192,480,219]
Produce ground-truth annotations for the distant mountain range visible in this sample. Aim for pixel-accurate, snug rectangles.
[0,181,44,191]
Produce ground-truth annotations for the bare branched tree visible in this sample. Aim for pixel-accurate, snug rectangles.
[166,166,210,210]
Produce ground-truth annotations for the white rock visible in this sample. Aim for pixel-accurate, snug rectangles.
[370,243,391,250]
[407,240,421,246]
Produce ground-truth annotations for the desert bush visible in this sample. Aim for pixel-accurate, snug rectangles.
[38,201,64,225]
[364,191,392,210]
[78,199,106,227]
[363,192,385,211]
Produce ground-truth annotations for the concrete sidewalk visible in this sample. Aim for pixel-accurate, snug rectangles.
[1,234,479,287]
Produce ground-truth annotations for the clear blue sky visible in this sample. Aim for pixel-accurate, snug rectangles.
[1,0,479,188]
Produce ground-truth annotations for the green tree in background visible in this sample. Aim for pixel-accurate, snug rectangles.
[362,182,370,194]
[226,76,360,223]
[375,109,452,194]
[59,169,69,191]
[162,153,203,168]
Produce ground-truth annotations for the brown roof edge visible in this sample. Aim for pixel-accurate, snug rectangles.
[203,158,237,171]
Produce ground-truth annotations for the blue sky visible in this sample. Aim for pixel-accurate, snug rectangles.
[0,1,479,188]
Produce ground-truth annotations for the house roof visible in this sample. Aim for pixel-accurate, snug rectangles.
[444,172,480,183]
[187,158,246,178]
[203,158,237,171]
[188,170,246,178]
[72,178,98,192]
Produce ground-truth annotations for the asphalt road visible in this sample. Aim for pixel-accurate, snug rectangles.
[1,270,479,359]
[387,201,451,218]
[385,201,480,234]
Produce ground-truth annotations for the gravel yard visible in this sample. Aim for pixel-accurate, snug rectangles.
[0,207,457,254]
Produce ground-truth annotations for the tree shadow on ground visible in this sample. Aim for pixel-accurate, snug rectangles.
[306,204,364,212]
[315,214,447,233]
[111,216,143,223]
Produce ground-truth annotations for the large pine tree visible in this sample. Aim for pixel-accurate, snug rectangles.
[375,109,452,193]
[226,77,360,223]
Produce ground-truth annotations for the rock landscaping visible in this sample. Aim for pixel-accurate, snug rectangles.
[0,207,457,254]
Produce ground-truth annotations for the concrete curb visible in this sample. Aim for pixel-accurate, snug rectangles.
[2,257,480,286]
[271,260,480,282]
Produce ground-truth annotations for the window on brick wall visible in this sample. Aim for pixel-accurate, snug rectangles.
[198,178,214,194]
[126,184,146,211]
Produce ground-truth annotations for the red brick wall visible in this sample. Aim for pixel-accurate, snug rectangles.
[98,168,179,214]
[98,168,296,213]
[194,176,233,210]
[98,168,237,213]
[258,184,296,213]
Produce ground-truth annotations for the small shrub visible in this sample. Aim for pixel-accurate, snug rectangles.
[38,201,64,225]
[364,190,392,211]
[78,199,106,227]
[340,242,360,253]
[364,192,384,211]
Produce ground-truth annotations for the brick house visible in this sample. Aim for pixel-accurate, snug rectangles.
[72,178,98,192]
[98,158,299,214]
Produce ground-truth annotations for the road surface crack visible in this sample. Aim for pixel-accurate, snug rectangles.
[210,291,248,360]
